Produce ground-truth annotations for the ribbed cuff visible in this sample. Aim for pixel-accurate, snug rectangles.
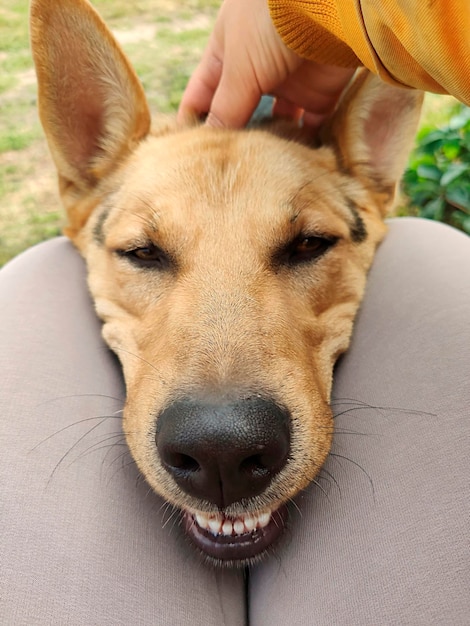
[269,0,360,66]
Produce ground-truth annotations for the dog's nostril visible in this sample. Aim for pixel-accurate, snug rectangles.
[168,453,200,473]
[239,454,271,478]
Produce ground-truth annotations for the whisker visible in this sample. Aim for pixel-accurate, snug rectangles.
[333,428,372,437]
[311,478,330,500]
[105,455,139,485]
[112,347,160,374]
[36,393,125,407]
[331,397,436,418]
[65,434,127,469]
[288,497,303,519]
[331,397,372,406]
[162,505,181,530]
[46,417,111,484]
[329,452,375,499]
[333,406,389,421]
[318,467,342,496]
[31,414,123,452]
[107,445,134,468]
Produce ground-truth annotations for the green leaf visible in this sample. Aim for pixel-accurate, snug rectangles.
[402,101,470,235]
[440,163,469,186]
[441,140,462,160]
[416,164,442,181]
[416,138,445,155]
[445,186,470,212]
[416,128,445,144]
[421,197,445,220]
[448,107,470,130]
[462,217,470,234]
[462,135,470,152]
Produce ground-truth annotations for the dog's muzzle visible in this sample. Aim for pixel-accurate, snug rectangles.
[156,396,291,563]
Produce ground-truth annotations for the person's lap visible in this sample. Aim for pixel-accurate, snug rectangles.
[1,218,469,624]
[0,238,245,625]
[249,218,470,624]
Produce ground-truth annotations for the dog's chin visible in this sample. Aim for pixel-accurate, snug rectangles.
[183,505,288,567]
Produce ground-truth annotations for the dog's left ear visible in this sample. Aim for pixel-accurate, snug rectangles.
[30,0,151,229]
[322,70,423,215]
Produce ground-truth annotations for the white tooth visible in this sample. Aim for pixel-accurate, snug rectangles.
[222,519,233,535]
[244,516,256,532]
[258,512,271,528]
[195,513,209,530]
[208,517,222,535]
[233,519,245,535]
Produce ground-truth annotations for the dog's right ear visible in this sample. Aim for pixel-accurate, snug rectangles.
[30,0,151,233]
[321,70,423,217]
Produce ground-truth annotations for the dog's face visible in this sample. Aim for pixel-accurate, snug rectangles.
[31,0,422,565]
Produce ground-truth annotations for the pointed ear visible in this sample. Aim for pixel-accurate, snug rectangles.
[30,0,151,196]
[322,70,423,215]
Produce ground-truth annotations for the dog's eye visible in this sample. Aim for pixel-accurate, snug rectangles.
[278,235,338,266]
[117,244,171,269]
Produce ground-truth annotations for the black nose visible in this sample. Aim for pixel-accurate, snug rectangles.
[156,396,290,508]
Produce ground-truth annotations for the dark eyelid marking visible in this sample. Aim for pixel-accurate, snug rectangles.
[115,243,176,272]
[287,181,367,244]
[346,199,367,243]
[273,233,338,268]
[93,207,111,246]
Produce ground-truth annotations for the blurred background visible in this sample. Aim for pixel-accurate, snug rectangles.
[1,0,469,267]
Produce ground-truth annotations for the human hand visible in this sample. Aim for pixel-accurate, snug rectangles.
[177,0,355,131]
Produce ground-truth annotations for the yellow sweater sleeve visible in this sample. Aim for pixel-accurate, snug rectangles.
[268,0,470,105]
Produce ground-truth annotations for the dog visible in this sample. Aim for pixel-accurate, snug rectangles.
[30,0,423,566]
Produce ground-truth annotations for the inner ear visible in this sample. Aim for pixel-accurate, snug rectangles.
[320,70,423,207]
[51,77,107,179]
[31,0,151,189]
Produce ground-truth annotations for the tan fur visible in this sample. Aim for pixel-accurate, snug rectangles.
[31,1,423,539]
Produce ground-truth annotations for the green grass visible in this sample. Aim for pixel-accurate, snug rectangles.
[0,209,62,267]
[0,2,30,52]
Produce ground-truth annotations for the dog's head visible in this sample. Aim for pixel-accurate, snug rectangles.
[31,0,422,565]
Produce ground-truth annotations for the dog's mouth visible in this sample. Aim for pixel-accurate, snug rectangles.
[183,505,288,565]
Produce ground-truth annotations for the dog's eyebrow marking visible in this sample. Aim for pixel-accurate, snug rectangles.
[346,199,367,243]
[93,206,111,246]
[285,181,316,222]
[286,185,367,244]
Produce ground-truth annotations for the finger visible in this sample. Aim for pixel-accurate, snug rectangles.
[272,97,304,122]
[206,63,262,128]
[301,110,331,134]
[274,64,355,118]
[177,51,223,123]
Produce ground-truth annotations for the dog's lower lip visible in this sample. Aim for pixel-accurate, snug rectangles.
[183,506,288,563]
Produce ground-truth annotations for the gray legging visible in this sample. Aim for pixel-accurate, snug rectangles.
[1,218,469,625]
